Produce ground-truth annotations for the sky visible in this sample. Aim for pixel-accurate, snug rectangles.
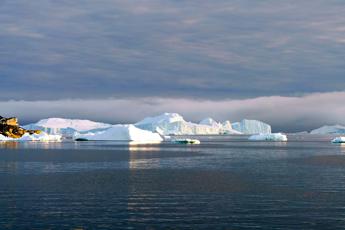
[1,0,345,132]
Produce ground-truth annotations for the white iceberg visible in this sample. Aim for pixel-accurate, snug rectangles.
[222,120,232,130]
[22,113,272,139]
[0,132,62,142]
[248,133,288,142]
[23,118,112,137]
[135,113,241,135]
[199,118,222,127]
[34,117,112,131]
[74,124,163,143]
[331,137,345,143]
[232,119,271,134]
[311,125,345,135]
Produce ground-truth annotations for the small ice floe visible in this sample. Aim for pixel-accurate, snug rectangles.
[248,133,288,142]
[331,137,345,143]
[75,138,89,141]
[172,138,201,144]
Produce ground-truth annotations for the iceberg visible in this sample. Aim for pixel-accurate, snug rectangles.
[310,125,345,135]
[331,137,345,143]
[199,118,222,128]
[232,119,271,134]
[34,118,112,131]
[135,113,241,135]
[74,124,163,143]
[222,120,232,130]
[248,133,288,142]
[21,113,273,139]
[0,132,62,142]
[24,118,112,137]
[199,118,241,134]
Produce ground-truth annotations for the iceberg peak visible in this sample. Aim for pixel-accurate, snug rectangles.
[222,120,232,129]
[136,113,185,126]
[199,118,220,127]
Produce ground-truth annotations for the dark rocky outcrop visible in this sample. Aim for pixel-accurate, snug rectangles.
[0,116,41,138]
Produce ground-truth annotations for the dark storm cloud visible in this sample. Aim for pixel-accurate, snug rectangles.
[1,0,345,100]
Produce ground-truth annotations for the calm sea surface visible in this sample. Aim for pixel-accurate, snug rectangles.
[0,135,345,229]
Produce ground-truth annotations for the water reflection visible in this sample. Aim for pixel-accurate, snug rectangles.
[20,141,64,150]
[0,141,64,150]
[128,141,162,146]
[0,141,19,149]
[128,144,162,170]
[0,161,19,173]
[338,143,345,154]
[1,135,345,229]
[128,146,161,152]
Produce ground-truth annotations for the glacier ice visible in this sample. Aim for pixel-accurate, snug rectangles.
[21,113,275,140]
[135,113,241,135]
[248,133,287,142]
[34,118,112,131]
[74,124,163,143]
[232,119,271,134]
[199,118,222,127]
[24,118,112,137]
[310,125,345,134]
[222,121,232,130]
[332,137,345,143]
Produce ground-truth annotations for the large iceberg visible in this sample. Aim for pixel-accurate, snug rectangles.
[0,132,62,142]
[248,133,287,142]
[135,113,241,135]
[74,124,163,143]
[310,125,345,135]
[232,119,271,134]
[24,118,112,137]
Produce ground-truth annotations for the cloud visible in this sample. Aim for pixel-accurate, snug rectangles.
[2,91,345,132]
[0,0,345,100]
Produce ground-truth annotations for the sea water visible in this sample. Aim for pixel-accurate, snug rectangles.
[0,135,345,229]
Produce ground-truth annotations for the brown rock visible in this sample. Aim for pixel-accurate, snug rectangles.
[0,116,41,139]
